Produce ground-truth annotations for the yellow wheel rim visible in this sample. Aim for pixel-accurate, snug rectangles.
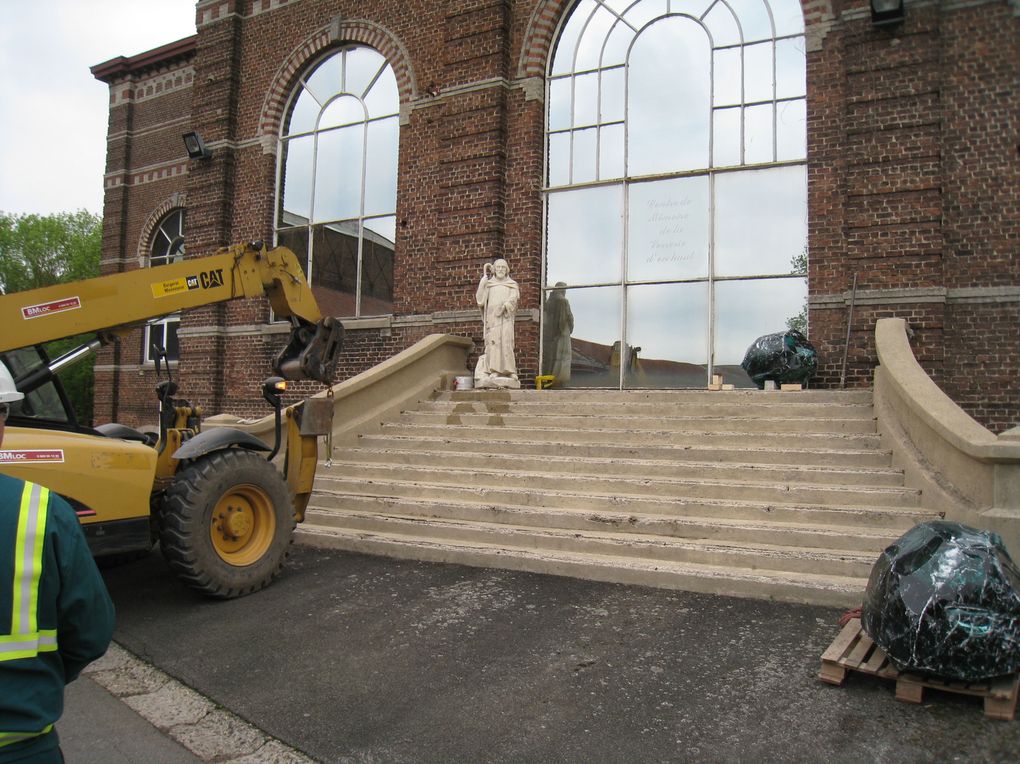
[209,484,276,566]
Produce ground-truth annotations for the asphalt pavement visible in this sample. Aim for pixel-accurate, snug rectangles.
[59,545,1020,763]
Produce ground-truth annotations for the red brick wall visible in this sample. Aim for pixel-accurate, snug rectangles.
[95,0,1018,433]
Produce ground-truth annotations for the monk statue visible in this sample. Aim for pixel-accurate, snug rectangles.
[475,258,521,389]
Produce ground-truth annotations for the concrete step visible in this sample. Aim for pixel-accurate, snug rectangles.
[331,447,906,486]
[415,398,877,420]
[354,434,894,468]
[305,494,909,553]
[317,462,921,508]
[312,476,930,528]
[435,389,874,405]
[296,522,867,608]
[397,411,878,435]
[303,508,878,578]
[378,422,882,451]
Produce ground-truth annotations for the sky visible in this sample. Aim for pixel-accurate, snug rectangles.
[0,0,197,217]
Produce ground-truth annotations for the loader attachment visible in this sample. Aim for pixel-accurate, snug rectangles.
[274,316,344,384]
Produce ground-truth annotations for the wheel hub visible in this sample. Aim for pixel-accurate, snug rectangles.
[209,485,276,565]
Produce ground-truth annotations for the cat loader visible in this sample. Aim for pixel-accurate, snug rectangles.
[0,241,343,597]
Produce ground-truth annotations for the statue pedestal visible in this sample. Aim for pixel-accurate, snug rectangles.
[475,373,521,390]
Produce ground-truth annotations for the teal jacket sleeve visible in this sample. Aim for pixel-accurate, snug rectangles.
[49,494,116,682]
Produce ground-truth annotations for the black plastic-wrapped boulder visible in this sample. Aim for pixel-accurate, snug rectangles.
[740,330,817,388]
[861,521,1020,681]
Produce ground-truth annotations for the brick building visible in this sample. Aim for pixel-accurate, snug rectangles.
[90,0,1018,432]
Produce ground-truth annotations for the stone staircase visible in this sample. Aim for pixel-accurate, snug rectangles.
[297,389,942,607]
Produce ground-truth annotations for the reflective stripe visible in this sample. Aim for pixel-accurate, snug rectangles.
[1,482,57,663]
[0,724,54,748]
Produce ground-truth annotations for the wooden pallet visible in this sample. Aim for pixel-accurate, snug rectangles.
[819,618,1019,721]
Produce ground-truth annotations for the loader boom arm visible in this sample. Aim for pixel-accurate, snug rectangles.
[0,242,342,383]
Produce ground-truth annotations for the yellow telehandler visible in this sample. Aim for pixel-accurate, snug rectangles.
[0,241,342,597]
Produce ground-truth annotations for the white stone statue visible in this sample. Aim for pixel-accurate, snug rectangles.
[474,258,521,389]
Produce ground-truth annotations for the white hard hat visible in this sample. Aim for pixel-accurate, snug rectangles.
[0,360,25,404]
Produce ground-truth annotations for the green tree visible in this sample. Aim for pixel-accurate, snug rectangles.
[0,210,102,425]
[786,246,808,335]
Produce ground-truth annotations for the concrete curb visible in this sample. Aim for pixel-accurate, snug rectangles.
[83,643,314,763]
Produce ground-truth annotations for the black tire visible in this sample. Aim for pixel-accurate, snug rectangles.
[158,449,295,598]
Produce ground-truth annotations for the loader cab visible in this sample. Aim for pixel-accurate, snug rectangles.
[1,345,87,433]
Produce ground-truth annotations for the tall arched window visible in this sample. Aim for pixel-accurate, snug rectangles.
[145,209,185,363]
[276,45,400,318]
[543,0,807,389]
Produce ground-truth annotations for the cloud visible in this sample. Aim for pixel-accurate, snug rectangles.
[0,0,195,216]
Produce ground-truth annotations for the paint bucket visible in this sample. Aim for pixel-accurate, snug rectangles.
[454,375,474,390]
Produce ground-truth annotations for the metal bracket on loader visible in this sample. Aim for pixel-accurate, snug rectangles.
[274,316,344,384]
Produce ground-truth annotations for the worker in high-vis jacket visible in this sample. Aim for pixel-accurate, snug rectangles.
[0,360,115,763]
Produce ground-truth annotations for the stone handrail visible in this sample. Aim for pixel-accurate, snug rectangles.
[205,332,473,448]
[873,317,1020,554]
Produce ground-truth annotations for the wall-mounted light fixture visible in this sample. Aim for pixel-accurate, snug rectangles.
[183,131,213,160]
[871,0,905,26]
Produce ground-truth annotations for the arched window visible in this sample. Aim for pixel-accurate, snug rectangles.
[543,0,807,389]
[145,209,185,363]
[276,45,400,318]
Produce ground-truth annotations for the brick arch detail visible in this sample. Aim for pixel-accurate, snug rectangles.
[136,192,187,266]
[258,18,416,140]
[517,0,829,79]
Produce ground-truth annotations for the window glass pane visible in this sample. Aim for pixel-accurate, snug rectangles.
[548,132,570,186]
[775,37,806,99]
[714,276,807,386]
[627,176,710,282]
[680,0,716,18]
[364,116,399,216]
[702,2,740,47]
[714,47,742,107]
[548,77,571,131]
[600,66,625,123]
[555,285,622,388]
[363,64,399,118]
[314,126,365,222]
[552,0,597,75]
[770,0,805,37]
[628,18,711,176]
[146,323,165,360]
[599,124,625,180]
[365,215,396,244]
[727,0,774,42]
[310,222,359,317]
[164,320,180,361]
[713,107,742,167]
[572,127,598,184]
[623,0,668,31]
[776,98,806,161]
[320,95,365,130]
[602,20,633,68]
[743,102,774,164]
[574,72,599,127]
[625,282,709,388]
[344,47,385,99]
[276,227,310,272]
[280,135,313,223]
[361,216,395,315]
[577,5,620,71]
[715,165,807,276]
[303,54,341,106]
[287,89,319,136]
[744,42,774,103]
[546,185,624,286]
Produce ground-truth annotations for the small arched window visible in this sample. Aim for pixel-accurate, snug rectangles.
[145,209,185,363]
[275,45,400,318]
